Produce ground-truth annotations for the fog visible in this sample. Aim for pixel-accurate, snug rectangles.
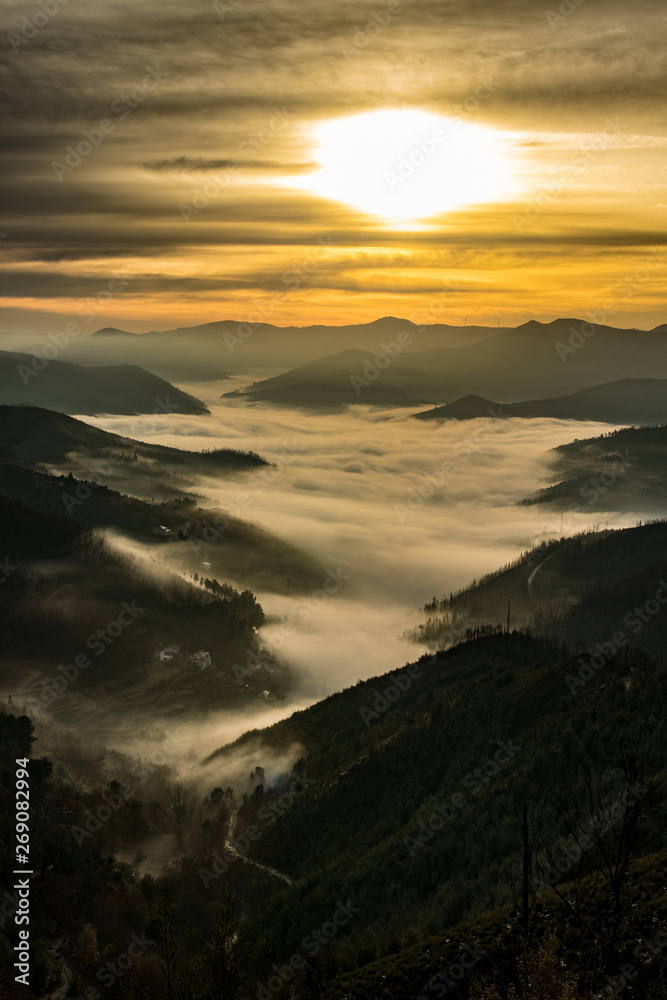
[82,381,635,713]
[6,383,640,852]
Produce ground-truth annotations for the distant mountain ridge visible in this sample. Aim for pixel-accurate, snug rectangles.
[91,326,138,336]
[32,316,502,380]
[216,318,667,409]
[0,349,209,415]
[10,315,665,391]
[414,378,667,424]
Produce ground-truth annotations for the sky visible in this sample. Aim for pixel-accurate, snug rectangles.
[1,0,666,333]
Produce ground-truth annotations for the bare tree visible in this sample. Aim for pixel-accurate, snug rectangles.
[198,879,245,1000]
[169,781,192,846]
[548,740,664,975]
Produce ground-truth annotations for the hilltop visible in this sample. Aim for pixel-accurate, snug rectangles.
[413,378,667,425]
[0,350,209,415]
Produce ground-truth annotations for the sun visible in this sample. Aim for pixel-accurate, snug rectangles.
[286,109,516,225]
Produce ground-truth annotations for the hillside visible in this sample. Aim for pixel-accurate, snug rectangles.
[0,464,326,595]
[202,624,667,988]
[223,349,452,409]
[413,378,667,424]
[217,319,667,409]
[0,494,279,725]
[521,423,667,514]
[0,404,265,501]
[0,350,209,415]
[406,519,667,660]
[2,517,667,997]
[322,847,667,999]
[0,406,325,595]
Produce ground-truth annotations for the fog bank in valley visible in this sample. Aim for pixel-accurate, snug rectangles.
[85,382,633,708]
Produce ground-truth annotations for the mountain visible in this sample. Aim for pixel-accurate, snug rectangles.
[520,423,667,514]
[7,318,667,397]
[0,350,209,415]
[0,494,273,723]
[190,521,667,990]
[413,378,667,424]
[223,319,667,410]
[0,404,264,500]
[91,327,138,336]
[0,464,327,596]
[3,516,667,998]
[44,317,501,381]
[204,609,667,984]
[322,846,667,999]
[408,518,667,660]
[222,349,454,409]
[0,406,326,595]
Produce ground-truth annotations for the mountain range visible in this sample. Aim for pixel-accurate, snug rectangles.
[0,349,209,415]
[218,319,667,409]
[413,378,667,424]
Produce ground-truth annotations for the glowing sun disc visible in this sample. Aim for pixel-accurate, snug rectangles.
[286,109,516,222]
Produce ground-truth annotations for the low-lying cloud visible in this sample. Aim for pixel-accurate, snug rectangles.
[84,385,637,705]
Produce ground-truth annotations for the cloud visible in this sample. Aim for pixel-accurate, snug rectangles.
[143,156,317,174]
[1,0,666,329]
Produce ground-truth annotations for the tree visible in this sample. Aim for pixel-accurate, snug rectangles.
[549,740,664,976]
[197,881,245,1000]
[169,782,192,835]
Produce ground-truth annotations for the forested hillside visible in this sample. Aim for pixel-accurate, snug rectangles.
[407,519,667,660]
